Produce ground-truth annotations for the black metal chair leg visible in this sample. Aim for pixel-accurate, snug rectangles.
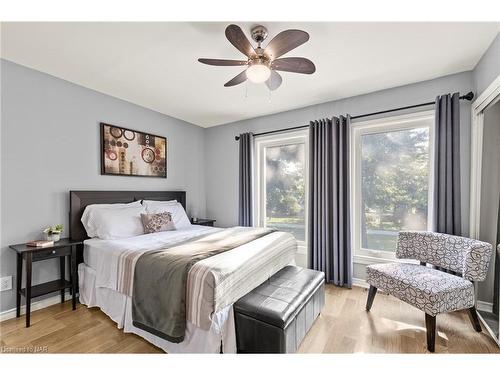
[467,307,482,332]
[425,313,436,353]
[366,285,378,311]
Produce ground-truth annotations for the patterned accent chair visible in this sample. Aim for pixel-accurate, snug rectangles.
[365,231,493,352]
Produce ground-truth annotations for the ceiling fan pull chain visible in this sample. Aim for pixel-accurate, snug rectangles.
[268,88,272,103]
[245,81,248,99]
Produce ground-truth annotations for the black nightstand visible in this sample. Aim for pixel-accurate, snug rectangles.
[190,218,216,227]
[9,238,82,327]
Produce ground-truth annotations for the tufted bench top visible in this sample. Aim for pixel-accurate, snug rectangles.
[234,266,325,328]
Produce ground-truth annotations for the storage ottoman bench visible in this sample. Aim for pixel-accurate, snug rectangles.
[234,266,325,353]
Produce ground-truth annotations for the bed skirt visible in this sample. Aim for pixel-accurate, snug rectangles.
[78,263,237,353]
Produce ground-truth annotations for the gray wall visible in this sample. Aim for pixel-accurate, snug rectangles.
[0,60,207,312]
[474,33,500,97]
[204,71,474,280]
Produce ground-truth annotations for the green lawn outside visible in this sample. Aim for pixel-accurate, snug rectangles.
[266,217,399,252]
[364,232,398,252]
[266,217,305,241]
[267,217,304,224]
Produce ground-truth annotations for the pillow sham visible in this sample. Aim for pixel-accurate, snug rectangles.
[90,205,146,240]
[142,200,191,229]
[81,200,142,238]
[141,211,176,234]
[142,199,177,206]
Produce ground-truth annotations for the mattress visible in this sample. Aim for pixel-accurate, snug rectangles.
[83,224,217,271]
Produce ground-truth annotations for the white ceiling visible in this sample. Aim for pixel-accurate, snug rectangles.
[1,22,499,127]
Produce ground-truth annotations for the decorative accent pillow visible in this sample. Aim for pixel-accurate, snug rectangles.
[141,211,176,234]
[142,200,192,229]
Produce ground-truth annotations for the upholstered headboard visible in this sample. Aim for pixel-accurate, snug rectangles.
[69,190,186,241]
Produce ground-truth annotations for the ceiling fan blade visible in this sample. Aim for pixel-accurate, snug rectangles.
[225,24,256,58]
[224,70,248,87]
[264,30,309,59]
[266,70,283,91]
[198,58,248,66]
[271,57,316,74]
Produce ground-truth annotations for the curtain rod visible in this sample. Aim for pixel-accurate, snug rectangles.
[234,91,474,141]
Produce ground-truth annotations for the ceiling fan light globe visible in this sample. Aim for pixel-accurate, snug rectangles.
[246,64,271,83]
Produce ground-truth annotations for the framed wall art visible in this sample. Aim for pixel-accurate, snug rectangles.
[100,123,167,178]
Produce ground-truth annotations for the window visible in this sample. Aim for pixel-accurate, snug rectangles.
[254,130,309,257]
[351,111,434,261]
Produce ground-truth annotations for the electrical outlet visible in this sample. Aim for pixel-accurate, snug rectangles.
[0,276,12,291]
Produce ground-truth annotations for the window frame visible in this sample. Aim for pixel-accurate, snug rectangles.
[350,110,435,264]
[254,129,309,255]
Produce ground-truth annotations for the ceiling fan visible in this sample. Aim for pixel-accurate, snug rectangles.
[198,24,315,91]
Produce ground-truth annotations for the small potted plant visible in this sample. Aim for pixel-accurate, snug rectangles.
[43,224,63,242]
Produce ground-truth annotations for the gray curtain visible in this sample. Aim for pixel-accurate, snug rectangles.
[308,116,352,287]
[238,133,254,226]
[434,92,462,235]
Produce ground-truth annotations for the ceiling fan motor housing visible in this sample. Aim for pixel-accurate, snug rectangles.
[249,54,270,67]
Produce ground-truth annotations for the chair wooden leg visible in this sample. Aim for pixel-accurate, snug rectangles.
[366,285,377,311]
[425,313,436,353]
[467,307,482,332]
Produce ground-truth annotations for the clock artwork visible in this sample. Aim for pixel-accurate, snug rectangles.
[100,123,167,178]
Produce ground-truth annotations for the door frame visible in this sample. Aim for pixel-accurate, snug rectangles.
[469,73,500,239]
[469,72,500,347]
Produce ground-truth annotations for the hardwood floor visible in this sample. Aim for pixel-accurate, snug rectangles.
[0,301,162,353]
[298,285,500,354]
[1,285,499,354]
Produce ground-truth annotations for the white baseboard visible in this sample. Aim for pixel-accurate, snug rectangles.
[477,300,494,313]
[0,292,71,322]
[352,277,369,289]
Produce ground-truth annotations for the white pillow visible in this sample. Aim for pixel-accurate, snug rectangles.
[142,200,191,229]
[88,205,146,240]
[142,199,177,206]
[81,201,142,238]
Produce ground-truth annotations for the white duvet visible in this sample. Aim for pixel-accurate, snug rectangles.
[84,224,219,290]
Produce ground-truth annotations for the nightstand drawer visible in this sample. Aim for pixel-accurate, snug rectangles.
[32,246,71,261]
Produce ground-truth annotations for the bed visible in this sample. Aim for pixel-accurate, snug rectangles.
[70,190,297,353]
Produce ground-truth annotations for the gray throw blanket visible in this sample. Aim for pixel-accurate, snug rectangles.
[131,227,275,343]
